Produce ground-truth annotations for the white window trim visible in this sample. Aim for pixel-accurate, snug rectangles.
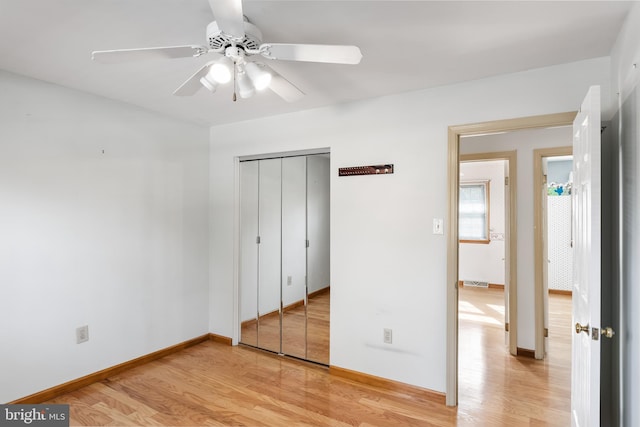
[459,180,490,244]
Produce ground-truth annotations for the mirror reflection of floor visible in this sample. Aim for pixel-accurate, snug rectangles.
[240,288,329,364]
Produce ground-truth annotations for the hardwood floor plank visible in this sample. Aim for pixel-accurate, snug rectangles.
[58,394,116,426]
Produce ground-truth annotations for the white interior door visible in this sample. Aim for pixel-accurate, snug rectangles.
[571,86,601,427]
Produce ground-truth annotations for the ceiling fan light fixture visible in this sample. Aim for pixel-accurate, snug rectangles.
[208,56,233,84]
[199,76,218,93]
[245,62,272,91]
[236,66,255,99]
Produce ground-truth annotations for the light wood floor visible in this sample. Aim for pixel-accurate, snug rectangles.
[458,287,572,425]
[47,287,572,426]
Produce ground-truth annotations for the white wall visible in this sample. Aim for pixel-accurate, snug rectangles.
[460,126,573,350]
[209,57,610,393]
[610,3,640,425]
[0,70,210,403]
[619,79,640,427]
[611,1,640,106]
[547,159,573,183]
[459,160,506,285]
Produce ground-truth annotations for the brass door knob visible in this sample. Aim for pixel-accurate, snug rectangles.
[601,327,616,339]
[575,323,589,334]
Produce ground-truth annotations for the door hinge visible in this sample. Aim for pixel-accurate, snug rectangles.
[505,176,509,186]
[544,328,549,338]
[256,236,261,244]
[305,239,310,248]
[543,174,548,185]
[505,322,509,332]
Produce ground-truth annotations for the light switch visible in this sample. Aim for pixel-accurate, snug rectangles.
[433,218,444,235]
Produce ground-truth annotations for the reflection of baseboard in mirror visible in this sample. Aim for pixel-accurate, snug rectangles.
[308,285,330,299]
[240,286,330,328]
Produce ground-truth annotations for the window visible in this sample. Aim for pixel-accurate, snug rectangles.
[459,181,490,243]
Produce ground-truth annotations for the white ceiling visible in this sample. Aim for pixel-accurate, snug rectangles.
[0,1,633,127]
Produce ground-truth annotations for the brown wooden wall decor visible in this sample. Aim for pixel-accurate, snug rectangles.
[338,164,394,176]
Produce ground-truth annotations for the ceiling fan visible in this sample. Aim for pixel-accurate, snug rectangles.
[91,0,362,102]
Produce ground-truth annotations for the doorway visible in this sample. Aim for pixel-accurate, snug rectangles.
[458,155,514,356]
[446,112,577,406]
[238,153,330,365]
[535,150,573,358]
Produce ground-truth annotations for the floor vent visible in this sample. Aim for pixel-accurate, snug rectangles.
[463,280,489,288]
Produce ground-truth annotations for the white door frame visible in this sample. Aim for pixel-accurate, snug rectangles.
[446,112,577,406]
[533,146,573,359]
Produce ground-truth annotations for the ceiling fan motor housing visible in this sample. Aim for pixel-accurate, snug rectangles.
[206,20,263,53]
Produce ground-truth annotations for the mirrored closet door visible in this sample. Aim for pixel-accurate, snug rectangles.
[239,154,330,364]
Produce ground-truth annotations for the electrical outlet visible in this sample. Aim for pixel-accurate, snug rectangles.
[287,276,292,286]
[76,325,89,344]
[383,328,393,344]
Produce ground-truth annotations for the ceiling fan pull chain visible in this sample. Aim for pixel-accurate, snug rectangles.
[233,62,238,102]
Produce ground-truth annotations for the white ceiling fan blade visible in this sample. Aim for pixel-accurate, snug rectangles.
[173,60,217,96]
[208,0,245,40]
[92,45,208,64]
[262,65,305,103]
[261,44,362,65]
